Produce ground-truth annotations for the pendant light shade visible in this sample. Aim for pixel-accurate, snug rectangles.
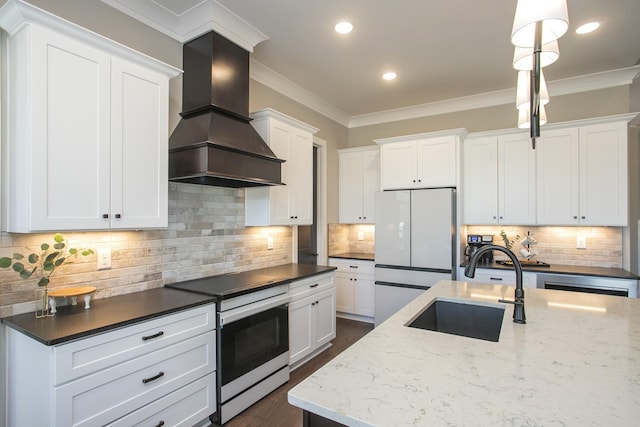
[516,70,549,110]
[513,40,559,70]
[511,0,569,47]
[518,104,548,129]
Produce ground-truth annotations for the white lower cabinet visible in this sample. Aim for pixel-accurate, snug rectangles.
[288,273,336,367]
[329,258,375,321]
[6,304,216,427]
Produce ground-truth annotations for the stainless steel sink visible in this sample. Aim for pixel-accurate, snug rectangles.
[406,298,505,342]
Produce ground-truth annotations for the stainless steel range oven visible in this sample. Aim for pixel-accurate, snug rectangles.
[214,284,290,425]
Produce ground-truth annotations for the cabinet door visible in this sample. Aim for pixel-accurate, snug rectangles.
[290,129,313,224]
[29,27,111,231]
[536,128,580,225]
[579,122,628,226]
[362,149,380,222]
[111,58,169,229]
[288,295,314,365]
[334,271,355,313]
[314,288,336,349]
[416,136,456,187]
[462,137,498,224]
[380,141,417,190]
[498,133,536,224]
[339,152,364,224]
[267,122,294,225]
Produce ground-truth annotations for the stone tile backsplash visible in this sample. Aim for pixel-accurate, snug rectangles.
[0,183,292,317]
[328,224,375,256]
[465,225,623,268]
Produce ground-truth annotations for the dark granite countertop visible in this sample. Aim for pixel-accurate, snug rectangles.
[459,261,639,280]
[2,264,337,346]
[329,253,375,261]
[166,263,337,299]
[1,288,215,346]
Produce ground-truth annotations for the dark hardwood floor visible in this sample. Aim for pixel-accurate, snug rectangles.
[222,317,374,427]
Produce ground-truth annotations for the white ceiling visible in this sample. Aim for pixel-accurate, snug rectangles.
[103,0,640,127]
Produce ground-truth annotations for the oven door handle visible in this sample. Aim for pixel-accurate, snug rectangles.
[220,293,291,327]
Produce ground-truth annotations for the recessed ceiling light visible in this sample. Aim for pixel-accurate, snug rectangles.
[382,72,397,81]
[334,21,353,34]
[576,21,600,35]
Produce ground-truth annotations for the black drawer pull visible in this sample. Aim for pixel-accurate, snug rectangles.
[310,283,319,288]
[115,214,121,219]
[155,422,165,427]
[490,277,503,281]
[142,371,164,384]
[349,265,359,269]
[102,214,109,219]
[142,331,164,341]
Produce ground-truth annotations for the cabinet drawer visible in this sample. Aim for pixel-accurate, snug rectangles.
[54,303,215,385]
[289,272,335,301]
[461,268,536,288]
[107,373,216,427]
[328,258,375,275]
[55,331,215,427]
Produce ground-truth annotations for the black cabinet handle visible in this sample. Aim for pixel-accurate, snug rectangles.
[310,283,319,288]
[490,277,503,281]
[115,214,121,219]
[142,371,164,384]
[349,265,359,269]
[142,331,164,341]
[573,216,578,219]
[154,422,165,427]
[581,216,586,219]
[102,214,109,219]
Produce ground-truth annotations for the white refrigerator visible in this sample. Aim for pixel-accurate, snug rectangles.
[374,188,457,326]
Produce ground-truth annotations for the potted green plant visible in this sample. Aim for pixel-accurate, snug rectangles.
[0,233,94,317]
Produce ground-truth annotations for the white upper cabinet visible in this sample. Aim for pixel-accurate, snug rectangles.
[464,115,634,227]
[338,146,379,224]
[498,132,537,225]
[462,136,498,224]
[245,109,318,226]
[376,130,464,190]
[0,2,180,232]
[537,120,629,226]
[463,132,535,225]
[536,128,580,225]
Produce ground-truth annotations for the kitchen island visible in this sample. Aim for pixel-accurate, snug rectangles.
[288,280,640,426]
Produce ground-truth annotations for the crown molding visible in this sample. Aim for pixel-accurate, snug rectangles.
[250,59,351,127]
[0,0,181,77]
[252,61,640,129]
[101,0,268,50]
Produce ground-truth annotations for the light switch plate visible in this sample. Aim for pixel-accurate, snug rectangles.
[267,236,274,250]
[357,231,364,241]
[97,248,112,270]
[576,236,587,249]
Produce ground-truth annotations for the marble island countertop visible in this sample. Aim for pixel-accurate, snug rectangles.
[288,280,640,426]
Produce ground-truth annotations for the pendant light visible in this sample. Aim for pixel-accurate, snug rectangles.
[511,0,569,148]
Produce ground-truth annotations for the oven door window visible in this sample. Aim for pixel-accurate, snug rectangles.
[220,304,288,385]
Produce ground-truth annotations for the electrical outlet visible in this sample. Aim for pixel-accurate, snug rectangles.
[267,236,274,250]
[357,231,364,241]
[97,248,112,270]
[576,235,587,249]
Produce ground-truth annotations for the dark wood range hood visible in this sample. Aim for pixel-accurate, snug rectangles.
[169,31,284,188]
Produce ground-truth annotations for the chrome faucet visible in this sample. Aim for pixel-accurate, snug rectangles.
[464,244,526,324]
